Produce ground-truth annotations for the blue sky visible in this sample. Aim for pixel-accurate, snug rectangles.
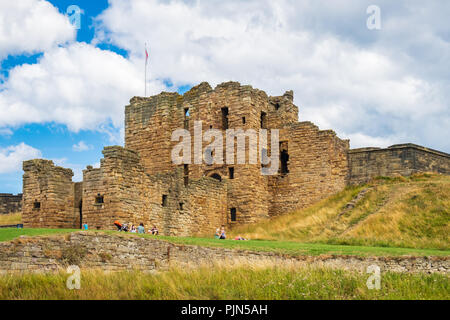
[0,0,130,193]
[0,0,195,193]
[0,0,449,194]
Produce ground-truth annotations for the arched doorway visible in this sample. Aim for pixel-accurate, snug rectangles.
[210,173,222,182]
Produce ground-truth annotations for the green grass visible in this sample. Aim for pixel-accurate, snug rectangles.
[0,267,448,300]
[0,228,77,242]
[1,228,449,257]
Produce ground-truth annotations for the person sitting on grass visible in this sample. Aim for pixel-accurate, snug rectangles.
[214,228,220,239]
[114,220,122,231]
[220,226,226,240]
[137,223,145,234]
[120,223,129,232]
[151,226,159,235]
[130,225,137,233]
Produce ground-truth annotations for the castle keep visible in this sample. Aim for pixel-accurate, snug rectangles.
[21,82,450,235]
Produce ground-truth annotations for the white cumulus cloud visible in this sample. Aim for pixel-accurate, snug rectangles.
[0,0,75,60]
[0,143,42,174]
[92,0,450,152]
[72,141,92,152]
[0,42,167,132]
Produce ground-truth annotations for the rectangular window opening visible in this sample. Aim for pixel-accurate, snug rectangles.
[280,142,289,175]
[229,167,235,179]
[221,107,229,130]
[95,195,104,204]
[184,108,190,129]
[230,208,237,222]
[184,164,189,186]
[261,111,267,129]
[162,195,168,207]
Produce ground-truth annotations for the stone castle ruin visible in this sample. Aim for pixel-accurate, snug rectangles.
[21,82,450,235]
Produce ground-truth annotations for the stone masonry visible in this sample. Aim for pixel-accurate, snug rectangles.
[20,81,450,235]
[0,232,448,274]
[349,144,450,185]
[0,193,22,215]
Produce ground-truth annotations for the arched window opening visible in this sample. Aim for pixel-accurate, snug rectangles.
[210,173,222,182]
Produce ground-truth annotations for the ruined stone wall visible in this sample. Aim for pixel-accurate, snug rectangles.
[0,193,22,215]
[268,122,349,217]
[1,232,448,274]
[22,160,78,229]
[349,144,450,185]
[82,146,227,236]
[82,147,143,230]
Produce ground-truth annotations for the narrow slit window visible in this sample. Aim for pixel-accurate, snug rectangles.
[242,117,246,124]
[221,107,229,130]
[162,195,168,207]
[179,202,184,210]
[261,112,267,129]
[230,208,237,222]
[229,167,235,179]
[280,143,290,175]
[184,164,189,186]
[184,108,190,129]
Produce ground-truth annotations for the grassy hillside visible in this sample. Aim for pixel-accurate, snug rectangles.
[231,173,450,250]
[0,266,448,300]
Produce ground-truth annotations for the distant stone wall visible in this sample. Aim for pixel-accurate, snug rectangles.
[0,232,448,274]
[349,144,450,185]
[0,193,22,215]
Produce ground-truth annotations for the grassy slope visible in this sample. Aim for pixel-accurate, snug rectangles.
[0,212,22,225]
[0,267,448,300]
[1,228,449,257]
[230,174,450,250]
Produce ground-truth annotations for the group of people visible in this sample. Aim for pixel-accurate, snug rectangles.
[113,220,247,240]
[214,226,248,241]
[114,221,159,235]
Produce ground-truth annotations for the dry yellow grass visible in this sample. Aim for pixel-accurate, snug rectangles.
[1,264,448,300]
[231,174,450,250]
[0,212,22,225]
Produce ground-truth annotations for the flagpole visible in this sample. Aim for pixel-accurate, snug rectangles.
[144,43,147,97]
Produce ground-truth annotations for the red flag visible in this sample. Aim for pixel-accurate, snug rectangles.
[145,48,149,64]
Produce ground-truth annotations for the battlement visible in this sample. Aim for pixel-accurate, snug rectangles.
[23,159,74,178]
